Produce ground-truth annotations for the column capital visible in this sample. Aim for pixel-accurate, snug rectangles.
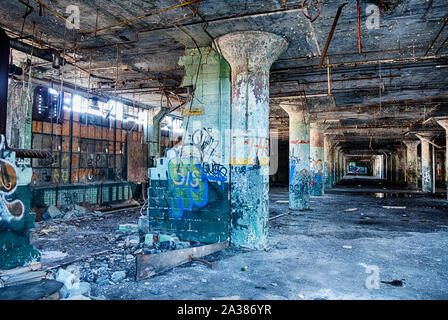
[402,139,420,149]
[435,117,448,130]
[415,132,436,142]
[279,102,307,115]
[216,31,288,73]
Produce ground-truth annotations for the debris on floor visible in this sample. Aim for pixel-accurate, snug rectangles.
[344,208,358,212]
[382,206,407,209]
[381,280,405,287]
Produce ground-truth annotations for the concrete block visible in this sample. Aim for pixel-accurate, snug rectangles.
[62,282,91,298]
[144,234,154,247]
[125,235,140,247]
[55,268,76,290]
[118,224,139,233]
[44,205,62,219]
[111,271,126,283]
[138,216,150,233]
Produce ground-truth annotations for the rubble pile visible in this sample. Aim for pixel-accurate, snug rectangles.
[41,204,101,221]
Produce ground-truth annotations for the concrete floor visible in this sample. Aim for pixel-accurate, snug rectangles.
[32,177,448,300]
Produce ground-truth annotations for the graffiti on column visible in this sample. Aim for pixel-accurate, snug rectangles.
[422,165,431,191]
[310,156,324,189]
[0,136,25,228]
[406,160,417,182]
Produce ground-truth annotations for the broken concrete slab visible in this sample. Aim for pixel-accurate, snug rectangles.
[43,205,63,220]
[118,224,139,233]
[111,271,126,283]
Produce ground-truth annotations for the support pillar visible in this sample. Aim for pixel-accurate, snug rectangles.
[280,103,310,210]
[417,133,435,193]
[396,147,406,184]
[310,122,325,196]
[436,118,448,199]
[324,135,333,188]
[217,31,288,248]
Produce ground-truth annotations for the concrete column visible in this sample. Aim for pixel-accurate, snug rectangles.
[436,119,448,199]
[392,151,398,184]
[324,135,333,188]
[396,147,406,184]
[334,146,341,184]
[403,139,420,188]
[217,31,288,248]
[310,122,325,196]
[280,103,311,210]
[417,133,435,193]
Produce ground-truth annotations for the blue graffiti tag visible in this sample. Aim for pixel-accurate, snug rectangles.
[168,157,208,218]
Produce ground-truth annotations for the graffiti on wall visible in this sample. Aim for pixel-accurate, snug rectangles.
[168,156,209,218]
[0,136,25,227]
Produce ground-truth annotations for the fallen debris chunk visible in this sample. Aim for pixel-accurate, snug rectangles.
[275,200,289,204]
[342,245,352,249]
[111,271,127,283]
[344,208,358,212]
[381,279,404,287]
[269,212,290,221]
[136,241,229,281]
[118,224,139,233]
[190,256,216,269]
[382,206,406,209]
[43,205,63,220]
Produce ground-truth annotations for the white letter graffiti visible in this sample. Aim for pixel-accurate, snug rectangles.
[366,5,380,30]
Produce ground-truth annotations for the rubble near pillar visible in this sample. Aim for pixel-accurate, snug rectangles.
[217,31,288,248]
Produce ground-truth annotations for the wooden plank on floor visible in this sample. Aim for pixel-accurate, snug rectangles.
[136,241,229,281]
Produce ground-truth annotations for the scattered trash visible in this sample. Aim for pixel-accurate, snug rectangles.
[344,208,358,212]
[269,212,290,221]
[275,200,289,204]
[342,245,352,249]
[383,206,406,209]
[241,266,248,271]
[381,279,404,287]
[298,294,305,299]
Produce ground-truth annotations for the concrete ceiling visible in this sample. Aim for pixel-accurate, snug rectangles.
[1,0,448,153]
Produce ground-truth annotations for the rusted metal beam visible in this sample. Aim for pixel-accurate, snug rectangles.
[318,2,347,68]
[424,19,447,56]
